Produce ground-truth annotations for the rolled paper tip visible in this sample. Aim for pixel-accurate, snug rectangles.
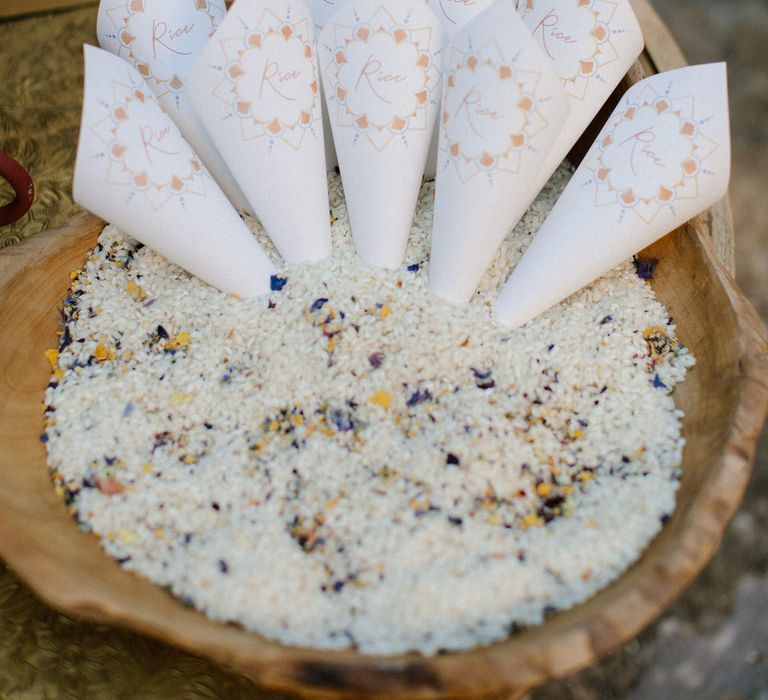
[319,0,446,270]
[187,0,331,266]
[95,0,251,214]
[494,63,731,328]
[429,272,476,306]
[74,45,276,298]
[429,0,570,304]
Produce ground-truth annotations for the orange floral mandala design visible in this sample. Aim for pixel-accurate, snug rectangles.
[103,0,224,97]
[326,6,440,151]
[92,79,207,211]
[519,0,620,100]
[440,40,548,182]
[213,10,321,149]
[587,83,719,224]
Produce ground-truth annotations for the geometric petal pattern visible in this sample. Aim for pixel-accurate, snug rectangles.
[518,0,622,101]
[92,76,207,211]
[586,82,720,223]
[324,6,441,151]
[213,9,321,150]
[440,39,548,182]
[101,0,225,99]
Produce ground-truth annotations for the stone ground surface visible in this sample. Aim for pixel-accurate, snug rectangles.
[0,1,765,698]
[533,1,768,698]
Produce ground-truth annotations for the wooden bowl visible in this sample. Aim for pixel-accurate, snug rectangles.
[1,3,767,698]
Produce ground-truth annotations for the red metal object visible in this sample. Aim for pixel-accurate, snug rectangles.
[0,152,35,227]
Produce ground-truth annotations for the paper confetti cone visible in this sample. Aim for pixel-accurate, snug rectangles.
[304,0,344,171]
[97,0,251,212]
[73,45,276,297]
[319,0,446,269]
[429,0,570,304]
[517,0,644,187]
[495,63,731,327]
[187,0,332,264]
[421,0,498,178]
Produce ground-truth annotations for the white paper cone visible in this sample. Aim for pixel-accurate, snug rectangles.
[422,0,498,179]
[429,0,569,304]
[319,0,446,269]
[495,63,731,327]
[304,0,343,171]
[517,0,644,184]
[96,0,251,212]
[187,0,332,265]
[73,45,276,297]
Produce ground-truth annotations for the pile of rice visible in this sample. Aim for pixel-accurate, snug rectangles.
[43,166,693,655]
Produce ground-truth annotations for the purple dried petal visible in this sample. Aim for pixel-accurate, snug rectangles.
[311,298,329,312]
[368,352,384,369]
[406,389,432,407]
[633,258,658,280]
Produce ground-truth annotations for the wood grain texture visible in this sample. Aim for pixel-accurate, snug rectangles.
[0,2,763,697]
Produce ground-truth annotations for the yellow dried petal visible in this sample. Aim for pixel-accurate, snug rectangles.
[45,349,59,368]
[536,483,554,498]
[578,471,592,482]
[142,463,153,474]
[175,331,191,347]
[125,281,146,300]
[380,305,391,319]
[154,528,165,538]
[369,390,393,409]
[118,528,135,544]
[521,513,543,529]
[93,343,109,362]
[170,392,195,406]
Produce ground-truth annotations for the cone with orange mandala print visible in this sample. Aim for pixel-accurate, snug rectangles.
[319,0,446,269]
[429,0,569,304]
[97,0,251,212]
[515,0,644,196]
[495,63,731,328]
[73,46,276,297]
[187,0,331,264]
